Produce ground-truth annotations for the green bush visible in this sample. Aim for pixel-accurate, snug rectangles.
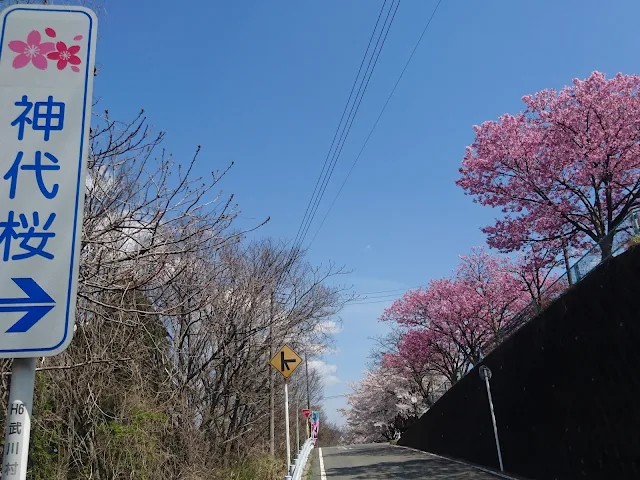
[95,406,168,479]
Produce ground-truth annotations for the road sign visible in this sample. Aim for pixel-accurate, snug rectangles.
[270,344,303,379]
[311,411,320,445]
[0,5,97,357]
[302,409,311,419]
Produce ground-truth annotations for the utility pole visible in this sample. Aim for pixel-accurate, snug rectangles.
[295,391,300,451]
[305,353,311,410]
[305,353,311,438]
[269,292,275,456]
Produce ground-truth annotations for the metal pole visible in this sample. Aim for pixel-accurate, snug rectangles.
[284,381,292,476]
[295,393,300,452]
[269,292,275,456]
[2,358,37,480]
[484,375,504,472]
[305,414,310,440]
[305,353,311,439]
[304,353,311,410]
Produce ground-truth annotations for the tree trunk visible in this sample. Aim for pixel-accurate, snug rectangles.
[599,232,614,261]
[562,240,573,286]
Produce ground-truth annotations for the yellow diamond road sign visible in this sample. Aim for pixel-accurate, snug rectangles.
[270,344,303,379]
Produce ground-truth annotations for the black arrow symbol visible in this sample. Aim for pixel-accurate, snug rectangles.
[280,351,297,371]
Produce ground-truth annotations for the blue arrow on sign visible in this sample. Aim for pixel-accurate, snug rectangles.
[0,278,55,333]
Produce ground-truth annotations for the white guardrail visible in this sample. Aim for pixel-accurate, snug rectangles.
[286,437,315,480]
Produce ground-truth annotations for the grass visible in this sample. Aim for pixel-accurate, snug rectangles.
[305,452,316,480]
[216,455,284,480]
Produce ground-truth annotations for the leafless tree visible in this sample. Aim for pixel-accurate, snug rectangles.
[0,108,346,479]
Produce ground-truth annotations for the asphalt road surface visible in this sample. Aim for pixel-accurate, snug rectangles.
[308,443,504,480]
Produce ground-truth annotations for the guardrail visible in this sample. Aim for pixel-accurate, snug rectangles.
[286,437,315,480]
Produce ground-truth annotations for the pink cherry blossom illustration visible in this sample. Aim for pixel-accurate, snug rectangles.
[47,41,82,72]
[8,30,55,70]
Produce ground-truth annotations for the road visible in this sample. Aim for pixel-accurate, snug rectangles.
[308,443,504,479]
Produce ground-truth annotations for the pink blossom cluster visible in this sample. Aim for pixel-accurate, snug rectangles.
[344,72,639,442]
[458,71,640,258]
[8,28,84,72]
[380,248,559,386]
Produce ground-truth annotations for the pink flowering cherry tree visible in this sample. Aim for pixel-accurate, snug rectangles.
[340,368,427,444]
[511,243,568,312]
[382,248,529,372]
[458,71,640,259]
[384,328,465,386]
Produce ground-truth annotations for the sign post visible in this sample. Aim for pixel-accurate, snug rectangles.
[0,5,97,479]
[479,365,504,472]
[284,380,291,476]
[270,344,303,479]
[2,358,35,479]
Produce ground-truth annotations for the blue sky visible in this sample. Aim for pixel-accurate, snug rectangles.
[94,0,640,424]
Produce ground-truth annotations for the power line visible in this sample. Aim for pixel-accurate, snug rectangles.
[308,0,444,247]
[323,394,348,400]
[347,298,402,306]
[289,0,391,256]
[288,0,401,268]
[356,292,407,300]
[295,0,401,251]
[349,286,423,298]
[356,287,410,295]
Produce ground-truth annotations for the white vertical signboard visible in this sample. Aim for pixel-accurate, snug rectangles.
[0,5,97,356]
[0,5,97,479]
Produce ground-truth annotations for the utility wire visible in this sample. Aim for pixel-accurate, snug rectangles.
[352,286,425,300]
[356,287,408,295]
[355,292,407,300]
[289,0,393,258]
[295,0,401,251]
[323,394,348,400]
[355,287,420,296]
[308,0,444,247]
[348,298,402,306]
[277,0,402,290]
